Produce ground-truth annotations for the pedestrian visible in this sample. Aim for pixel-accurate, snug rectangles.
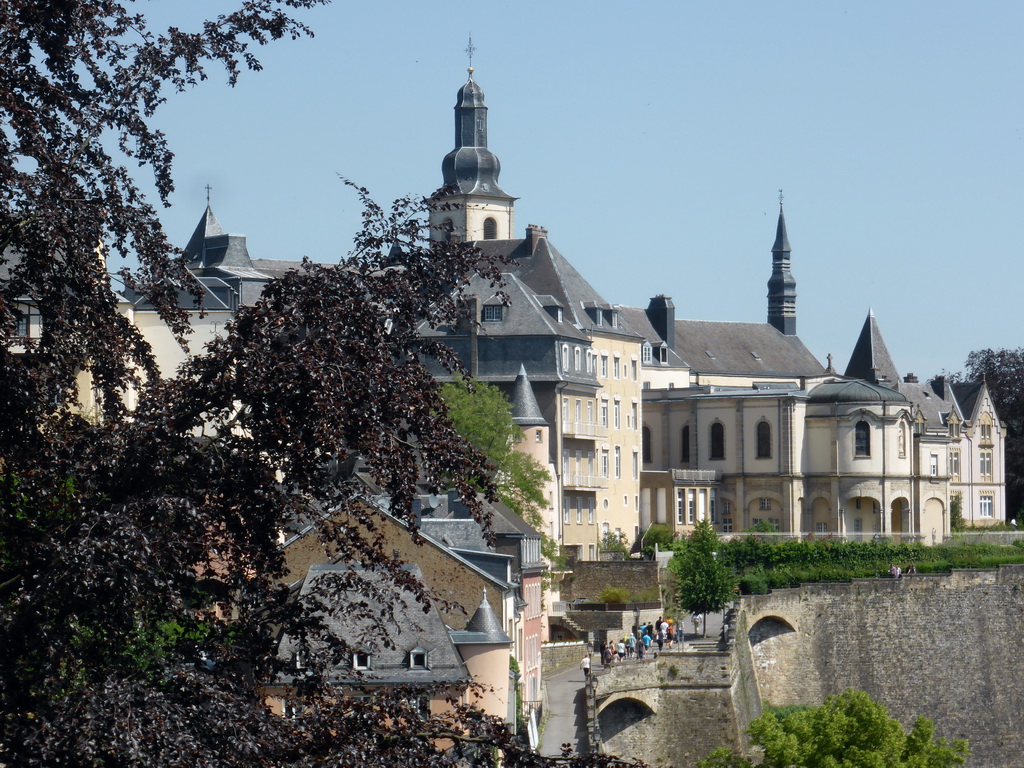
[692,613,701,635]
[580,653,591,680]
[637,638,645,659]
[617,640,626,661]
[602,643,612,670]
[666,622,674,649]
[642,632,652,655]
[656,627,664,653]
[1013,518,1019,531]
[627,633,636,659]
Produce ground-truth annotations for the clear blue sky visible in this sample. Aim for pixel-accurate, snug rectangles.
[137,1,1024,381]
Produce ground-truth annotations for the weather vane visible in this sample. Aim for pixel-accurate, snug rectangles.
[465,35,476,74]
[205,184,212,204]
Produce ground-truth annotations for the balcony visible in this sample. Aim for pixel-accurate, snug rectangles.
[671,469,720,484]
[562,421,608,440]
[564,473,605,490]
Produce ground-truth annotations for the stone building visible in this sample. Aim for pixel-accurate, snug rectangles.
[420,70,645,560]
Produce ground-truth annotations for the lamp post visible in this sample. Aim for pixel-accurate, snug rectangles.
[632,605,640,637]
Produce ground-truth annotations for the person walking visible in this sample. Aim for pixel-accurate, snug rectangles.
[580,653,591,680]
[627,633,637,659]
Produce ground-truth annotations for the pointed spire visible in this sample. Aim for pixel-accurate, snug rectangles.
[510,365,547,427]
[184,205,225,264]
[845,310,900,388]
[463,590,511,644]
[767,198,797,335]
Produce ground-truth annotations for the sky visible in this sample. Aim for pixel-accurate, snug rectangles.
[133,1,1024,381]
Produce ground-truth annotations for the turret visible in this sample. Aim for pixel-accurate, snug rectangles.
[767,202,797,336]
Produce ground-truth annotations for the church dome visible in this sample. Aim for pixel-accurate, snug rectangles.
[808,379,907,404]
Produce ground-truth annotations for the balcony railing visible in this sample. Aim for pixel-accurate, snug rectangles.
[562,421,608,439]
[564,473,605,489]
[672,469,720,483]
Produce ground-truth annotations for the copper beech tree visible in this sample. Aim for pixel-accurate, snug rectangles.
[0,2,642,766]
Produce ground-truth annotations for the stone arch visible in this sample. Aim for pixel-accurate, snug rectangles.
[597,690,659,717]
[890,496,910,536]
[922,496,946,542]
[748,615,798,644]
[598,694,657,744]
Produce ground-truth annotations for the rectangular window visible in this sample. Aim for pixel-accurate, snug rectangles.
[688,490,696,524]
[587,401,593,425]
[600,401,609,427]
[722,518,733,533]
[759,497,772,511]
[981,450,993,478]
[642,344,652,364]
[587,450,595,475]
[481,305,502,322]
[980,495,994,518]
[614,447,621,479]
[563,496,569,524]
[981,422,993,441]
[950,450,960,479]
[613,357,620,379]
[854,518,863,533]
[613,401,621,429]
[709,492,717,524]
[588,544,596,561]
[631,402,638,431]
[562,397,569,425]
[575,399,582,423]
[535,429,543,443]
[576,497,582,524]
[562,449,569,475]
[632,452,639,480]
[815,522,828,534]
[600,355,608,378]
[601,450,609,478]
[631,360,637,380]
[676,489,685,525]
[588,498,595,524]
[930,454,939,477]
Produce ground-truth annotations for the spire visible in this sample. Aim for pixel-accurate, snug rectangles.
[845,309,900,389]
[463,590,511,644]
[439,72,512,199]
[510,365,546,427]
[766,197,797,335]
[184,205,225,264]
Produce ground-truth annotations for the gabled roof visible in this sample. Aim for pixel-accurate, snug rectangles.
[672,319,824,377]
[845,310,900,389]
[899,377,958,429]
[951,381,986,422]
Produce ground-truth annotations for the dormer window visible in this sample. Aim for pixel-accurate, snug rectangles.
[642,342,653,365]
[482,305,503,322]
[352,652,371,670]
[409,648,428,669]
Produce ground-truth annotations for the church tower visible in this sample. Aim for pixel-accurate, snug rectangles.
[766,201,797,335]
[430,69,516,242]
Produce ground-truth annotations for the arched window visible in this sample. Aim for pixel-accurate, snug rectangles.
[855,420,870,457]
[681,425,690,463]
[441,217,454,242]
[709,422,725,460]
[483,217,497,240]
[642,426,652,463]
[756,421,772,459]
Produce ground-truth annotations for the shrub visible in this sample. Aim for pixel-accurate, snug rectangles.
[598,586,631,604]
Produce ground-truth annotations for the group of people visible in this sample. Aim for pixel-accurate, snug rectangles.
[889,563,918,579]
[581,617,685,678]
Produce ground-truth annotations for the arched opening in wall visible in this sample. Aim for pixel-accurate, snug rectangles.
[599,697,655,743]
[924,497,945,544]
[483,217,497,240]
[847,496,879,535]
[890,498,909,537]
[748,616,797,646]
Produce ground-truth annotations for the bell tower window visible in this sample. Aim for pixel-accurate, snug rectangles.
[483,217,497,240]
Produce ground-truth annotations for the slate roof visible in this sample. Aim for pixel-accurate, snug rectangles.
[845,310,900,388]
[616,305,688,369]
[450,589,512,646]
[278,563,467,686]
[670,319,825,377]
[899,377,959,430]
[807,379,908,404]
[510,365,547,426]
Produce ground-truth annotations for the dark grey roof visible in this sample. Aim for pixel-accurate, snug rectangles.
[951,381,985,422]
[616,306,687,369]
[671,319,824,377]
[898,378,956,429]
[420,518,489,551]
[184,205,225,262]
[450,589,511,646]
[807,379,909,404]
[437,74,512,200]
[845,310,900,389]
[278,564,466,686]
[510,365,547,426]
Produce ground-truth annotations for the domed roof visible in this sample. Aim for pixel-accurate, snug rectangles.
[808,379,908,404]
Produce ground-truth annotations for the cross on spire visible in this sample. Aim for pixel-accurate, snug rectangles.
[778,188,784,206]
[465,35,476,76]
[205,184,212,204]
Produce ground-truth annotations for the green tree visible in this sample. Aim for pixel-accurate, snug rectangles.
[671,519,735,636]
[950,491,966,532]
[440,378,555,554]
[699,689,969,768]
[640,522,675,558]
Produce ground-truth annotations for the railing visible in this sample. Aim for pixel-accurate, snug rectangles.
[718,532,931,544]
[671,469,720,483]
[562,421,608,439]
[571,600,662,613]
[564,473,605,489]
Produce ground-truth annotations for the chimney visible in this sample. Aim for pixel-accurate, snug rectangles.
[931,375,947,399]
[903,372,919,383]
[526,224,548,254]
[645,295,676,350]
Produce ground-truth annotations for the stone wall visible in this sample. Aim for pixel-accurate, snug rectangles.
[542,640,589,676]
[742,566,1024,768]
[560,560,660,602]
[595,648,754,766]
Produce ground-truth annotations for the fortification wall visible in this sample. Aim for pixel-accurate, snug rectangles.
[742,566,1024,768]
[560,561,660,602]
[541,640,588,675]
